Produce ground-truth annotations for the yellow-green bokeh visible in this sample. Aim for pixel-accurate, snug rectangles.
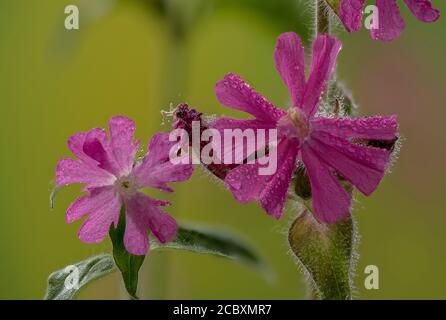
[0,0,445,299]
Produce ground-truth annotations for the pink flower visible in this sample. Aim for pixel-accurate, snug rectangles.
[55,116,193,255]
[214,33,398,223]
[340,0,440,41]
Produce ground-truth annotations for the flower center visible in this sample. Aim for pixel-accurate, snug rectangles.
[278,107,310,140]
[115,175,138,199]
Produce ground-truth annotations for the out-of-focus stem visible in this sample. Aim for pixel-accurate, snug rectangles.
[162,37,188,108]
[144,24,189,301]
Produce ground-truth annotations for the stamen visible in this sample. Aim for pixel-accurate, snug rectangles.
[288,108,310,138]
[160,103,178,125]
[121,181,130,189]
[115,176,138,198]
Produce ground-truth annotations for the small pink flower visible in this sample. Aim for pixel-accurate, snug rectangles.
[213,33,398,223]
[55,116,193,255]
[340,0,440,41]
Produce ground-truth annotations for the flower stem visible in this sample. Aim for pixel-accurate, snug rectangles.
[288,1,358,301]
[316,0,331,35]
[315,0,336,103]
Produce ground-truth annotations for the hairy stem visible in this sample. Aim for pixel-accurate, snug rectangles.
[316,0,331,35]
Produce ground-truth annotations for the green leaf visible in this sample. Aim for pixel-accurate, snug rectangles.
[153,225,271,280]
[44,254,116,300]
[45,223,271,299]
[288,210,357,300]
[109,207,145,300]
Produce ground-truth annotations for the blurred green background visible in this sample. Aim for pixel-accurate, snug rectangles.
[1,0,445,299]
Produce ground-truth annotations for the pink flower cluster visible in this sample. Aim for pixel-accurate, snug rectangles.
[55,32,400,254]
[339,0,440,41]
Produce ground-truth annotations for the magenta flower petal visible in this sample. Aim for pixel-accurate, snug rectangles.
[258,140,299,219]
[225,140,299,219]
[77,188,121,243]
[215,73,285,122]
[108,116,140,176]
[371,0,405,41]
[310,115,398,140]
[213,117,277,163]
[134,132,193,191]
[123,194,150,256]
[66,187,118,223]
[66,195,91,223]
[83,128,121,175]
[302,35,342,116]
[213,117,277,132]
[309,131,390,195]
[123,217,149,256]
[138,132,172,169]
[338,0,439,41]
[67,132,95,165]
[404,0,440,23]
[67,129,120,176]
[149,199,172,207]
[146,205,178,244]
[56,158,115,188]
[339,0,366,32]
[225,163,270,204]
[274,32,306,107]
[301,145,351,224]
[124,192,177,255]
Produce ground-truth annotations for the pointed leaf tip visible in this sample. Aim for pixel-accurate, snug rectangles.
[152,224,274,282]
[44,254,116,300]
